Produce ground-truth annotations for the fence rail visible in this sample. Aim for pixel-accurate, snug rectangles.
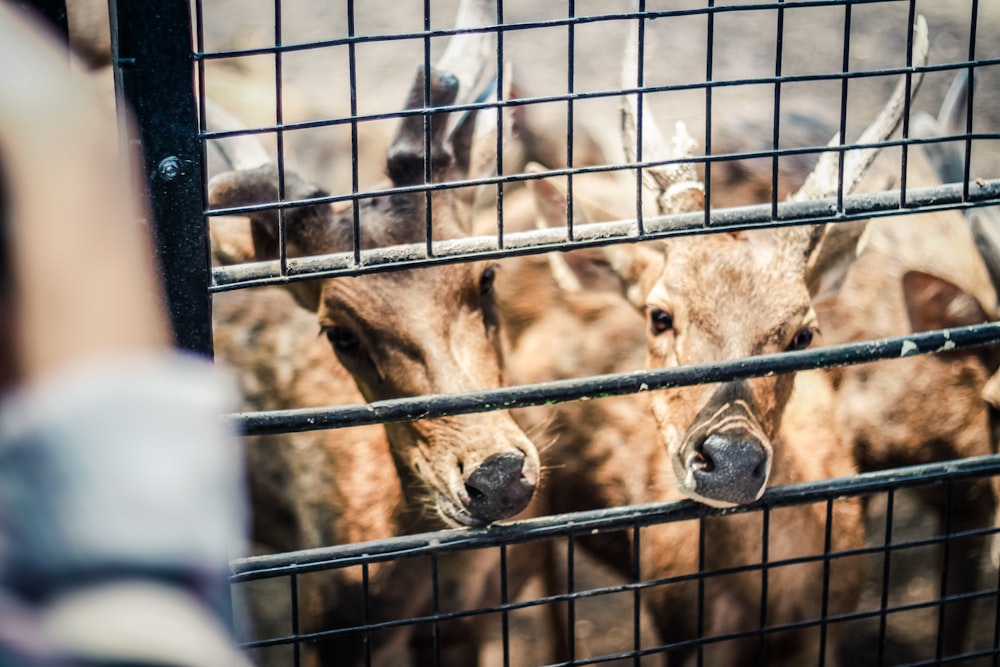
[231,455,1000,580]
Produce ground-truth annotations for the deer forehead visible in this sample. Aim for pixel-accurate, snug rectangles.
[323,262,474,312]
[328,191,470,251]
[318,264,488,344]
[656,236,813,345]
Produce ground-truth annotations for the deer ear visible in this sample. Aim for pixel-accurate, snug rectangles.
[602,242,665,311]
[530,169,573,228]
[386,67,462,186]
[208,163,335,311]
[902,270,990,333]
[969,207,1000,302]
[903,270,999,371]
[525,162,664,308]
[913,70,973,187]
[803,220,870,305]
[447,103,478,183]
[527,162,624,228]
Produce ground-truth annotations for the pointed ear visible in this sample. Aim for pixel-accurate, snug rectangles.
[447,101,478,183]
[913,71,973,186]
[802,220,870,305]
[530,169,573,229]
[464,65,516,210]
[525,162,663,308]
[601,242,665,311]
[208,163,336,311]
[527,170,584,293]
[969,207,1000,301]
[903,270,999,370]
[386,66,462,186]
[526,162,623,228]
[902,270,990,333]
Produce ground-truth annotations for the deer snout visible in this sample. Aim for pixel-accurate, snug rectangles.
[462,451,535,524]
[686,433,770,506]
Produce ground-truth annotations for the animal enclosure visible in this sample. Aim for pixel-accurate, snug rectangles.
[98,0,1000,665]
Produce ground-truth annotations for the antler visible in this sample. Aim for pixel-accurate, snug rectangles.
[436,0,497,108]
[466,62,515,214]
[619,13,929,217]
[791,15,929,202]
[389,0,498,185]
[620,20,704,216]
[790,16,930,296]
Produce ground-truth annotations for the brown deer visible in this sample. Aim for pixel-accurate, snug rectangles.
[919,75,1000,574]
[497,18,937,664]
[610,13,928,508]
[216,286,547,667]
[501,175,864,666]
[816,69,1000,656]
[208,2,550,664]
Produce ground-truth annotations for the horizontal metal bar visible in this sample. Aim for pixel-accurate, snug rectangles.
[229,453,1000,581]
[210,179,1000,290]
[594,592,1000,667]
[226,320,1000,435]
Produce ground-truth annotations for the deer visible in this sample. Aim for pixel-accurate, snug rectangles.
[916,75,1000,574]
[497,17,944,665]
[501,171,864,666]
[537,13,999,660]
[816,69,1000,656]
[514,201,863,665]
[206,1,552,664]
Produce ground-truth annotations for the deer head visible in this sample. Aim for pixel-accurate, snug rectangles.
[208,0,539,528]
[628,17,928,507]
[530,16,928,507]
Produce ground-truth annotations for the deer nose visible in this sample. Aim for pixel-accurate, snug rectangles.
[688,433,769,505]
[463,451,534,523]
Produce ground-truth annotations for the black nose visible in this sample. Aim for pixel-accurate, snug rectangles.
[464,451,534,523]
[688,433,768,505]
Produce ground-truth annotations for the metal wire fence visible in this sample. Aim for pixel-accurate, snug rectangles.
[105,0,1000,664]
[229,456,1000,666]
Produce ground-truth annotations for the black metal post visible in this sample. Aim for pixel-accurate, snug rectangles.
[109,0,213,356]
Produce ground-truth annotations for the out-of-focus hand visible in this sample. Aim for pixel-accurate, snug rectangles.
[0,4,170,384]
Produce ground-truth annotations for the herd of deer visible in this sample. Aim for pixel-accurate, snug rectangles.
[194,2,1000,666]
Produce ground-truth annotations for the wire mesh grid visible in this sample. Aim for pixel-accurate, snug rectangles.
[110,0,1000,664]
[228,458,1000,666]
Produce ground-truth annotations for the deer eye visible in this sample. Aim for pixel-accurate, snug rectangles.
[480,264,498,296]
[788,327,815,351]
[324,326,360,352]
[649,307,674,336]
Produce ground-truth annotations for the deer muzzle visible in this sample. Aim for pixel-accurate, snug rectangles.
[434,448,538,528]
[462,451,536,523]
[671,382,773,507]
[682,431,769,506]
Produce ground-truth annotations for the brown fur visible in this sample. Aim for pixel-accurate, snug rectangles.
[210,61,546,665]
[814,150,999,654]
[209,69,541,534]
[216,286,549,666]
[488,81,878,660]
[499,246,865,665]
